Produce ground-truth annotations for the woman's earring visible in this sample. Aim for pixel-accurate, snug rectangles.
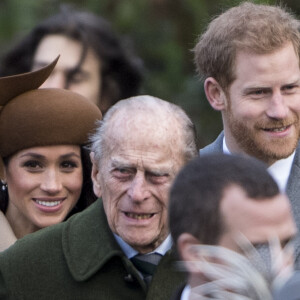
[1,180,7,191]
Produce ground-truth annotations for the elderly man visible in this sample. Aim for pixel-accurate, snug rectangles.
[194,2,300,267]
[169,154,297,299]
[0,95,197,299]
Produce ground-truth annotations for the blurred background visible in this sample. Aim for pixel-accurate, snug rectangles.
[0,0,299,147]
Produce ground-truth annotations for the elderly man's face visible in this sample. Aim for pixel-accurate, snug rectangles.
[92,114,185,253]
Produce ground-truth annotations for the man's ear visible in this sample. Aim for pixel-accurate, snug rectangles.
[204,77,227,111]
[90,152,102,198]
[177,233,201,273]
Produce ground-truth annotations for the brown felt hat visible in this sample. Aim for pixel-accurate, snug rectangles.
[0,56,102,162]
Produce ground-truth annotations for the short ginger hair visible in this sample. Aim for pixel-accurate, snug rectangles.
[194,2,300,91]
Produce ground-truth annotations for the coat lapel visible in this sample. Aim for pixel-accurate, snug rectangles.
[285,142,300,269]
[62,199,125,281]
[200,131,224,155]
[286,142,300,229]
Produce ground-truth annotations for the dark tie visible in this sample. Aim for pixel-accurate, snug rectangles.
[130,253,162,285]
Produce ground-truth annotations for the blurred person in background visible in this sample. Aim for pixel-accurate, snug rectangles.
[0,58,102,251]
[0,5,143,114]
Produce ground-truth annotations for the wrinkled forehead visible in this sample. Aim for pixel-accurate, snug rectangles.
[98,108,185,170]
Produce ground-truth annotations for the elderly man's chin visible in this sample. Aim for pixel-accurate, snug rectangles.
[119,226,167,253]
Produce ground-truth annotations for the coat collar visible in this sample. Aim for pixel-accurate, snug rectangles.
[286,141,300,217]
[62,199,125,281]
[200,131,224,155]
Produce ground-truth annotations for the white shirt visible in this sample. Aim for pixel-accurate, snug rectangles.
[180,285,191,300]
[268,154,295,192]
[223,137,294,192]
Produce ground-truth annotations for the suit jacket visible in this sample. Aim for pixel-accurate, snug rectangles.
[0,211,16,252]
[0,199,185,299]
[200,131,300,268]
[170,284,186,300]
[200,131,224,155]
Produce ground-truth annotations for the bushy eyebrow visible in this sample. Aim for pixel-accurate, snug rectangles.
[243,79,300,92]
[281,80,300,88]
[110,159,170,175]
[147,170,169,176]
[111,160,134,169]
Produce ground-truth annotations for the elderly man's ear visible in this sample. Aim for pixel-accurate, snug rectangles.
[177,233,201,273]
[90,152,102,198]
[204,77,227,111]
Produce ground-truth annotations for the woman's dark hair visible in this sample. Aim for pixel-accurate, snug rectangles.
[0,5,143,113]
[66,146,97,218]
[0,146,97,218]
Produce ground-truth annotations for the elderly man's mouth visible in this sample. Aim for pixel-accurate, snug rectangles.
[125,212,155,220]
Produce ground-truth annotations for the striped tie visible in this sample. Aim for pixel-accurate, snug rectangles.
[131,253,162,285]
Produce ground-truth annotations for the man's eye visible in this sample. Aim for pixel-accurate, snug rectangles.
[148,173,169,184]
[115,168,131,175]
[283,85,298,94]
[246,89,270,99]
[254,90,263,94]
[113,168,133,179]
[281,236,295,249]
[251,90,266,96]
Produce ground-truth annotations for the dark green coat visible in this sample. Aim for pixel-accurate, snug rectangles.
[0,199,185,299]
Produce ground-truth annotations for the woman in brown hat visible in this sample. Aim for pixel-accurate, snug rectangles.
[0,58,102,251]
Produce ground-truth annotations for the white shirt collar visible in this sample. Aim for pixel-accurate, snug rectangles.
[268,153,295,192]
[114,233,172,259]
[223,137,231,155]
[180,285,191,300]
[223,137,294,191]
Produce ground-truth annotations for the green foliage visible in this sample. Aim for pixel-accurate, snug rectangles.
[0,0,299,147]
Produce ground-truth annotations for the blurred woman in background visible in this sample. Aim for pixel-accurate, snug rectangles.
[0,5,143,114]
